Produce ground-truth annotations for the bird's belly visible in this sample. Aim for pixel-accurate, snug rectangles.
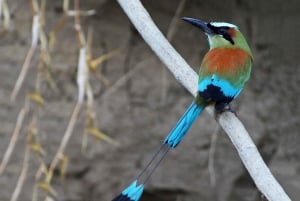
[198,74,242,103]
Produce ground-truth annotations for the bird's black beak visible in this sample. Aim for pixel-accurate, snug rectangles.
[182,17,214,35]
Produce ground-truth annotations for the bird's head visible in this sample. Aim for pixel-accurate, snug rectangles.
[182,17,251,54]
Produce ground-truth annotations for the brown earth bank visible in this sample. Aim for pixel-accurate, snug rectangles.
[0,0,299,201]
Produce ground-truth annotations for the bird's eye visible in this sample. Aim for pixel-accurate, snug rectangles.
[216,27,234,44]
[217,27,228,35]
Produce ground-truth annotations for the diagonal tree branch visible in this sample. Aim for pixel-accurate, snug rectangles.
[116,0,291,201]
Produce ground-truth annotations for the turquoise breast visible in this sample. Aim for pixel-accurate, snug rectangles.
[198,74,242,103]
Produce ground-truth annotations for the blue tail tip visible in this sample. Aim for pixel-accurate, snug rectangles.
[112,180,144,201]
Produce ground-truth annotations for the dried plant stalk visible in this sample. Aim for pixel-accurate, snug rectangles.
[11,0,40,101]
[10,146,30,201]
[0,99,29,175]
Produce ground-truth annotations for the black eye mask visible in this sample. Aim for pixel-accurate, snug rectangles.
[207,23,235,45]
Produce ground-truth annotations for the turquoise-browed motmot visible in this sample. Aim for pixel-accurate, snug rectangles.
[112,17,253,201]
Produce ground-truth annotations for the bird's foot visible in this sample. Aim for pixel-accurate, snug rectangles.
[228,104,238,116]
[215,102,238,117]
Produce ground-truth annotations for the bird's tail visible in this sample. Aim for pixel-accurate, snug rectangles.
[111,101,205,201]
[164,100,205,148]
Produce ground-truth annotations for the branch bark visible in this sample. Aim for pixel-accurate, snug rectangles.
[117,0,291,201]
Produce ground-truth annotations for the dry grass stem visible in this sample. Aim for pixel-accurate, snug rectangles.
[10,146,30,201]
[0,99,29,175]
[5,0,119,199]
[48,101,82,179]
[41,1,87,189]
[10,1,40,101]
[11,45,37,101]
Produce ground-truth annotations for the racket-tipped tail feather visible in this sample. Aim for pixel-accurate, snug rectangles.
[111,180,144,201]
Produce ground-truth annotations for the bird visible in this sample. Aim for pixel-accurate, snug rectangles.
[111,17,253,201]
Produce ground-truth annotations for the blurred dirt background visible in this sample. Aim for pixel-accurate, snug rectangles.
[0,0,300,201]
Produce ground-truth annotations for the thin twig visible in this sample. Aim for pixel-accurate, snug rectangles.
[48,101,82,177]
[160,0,186,104]
[166,0,186,42]
[11,4,40,101]
[10,145,30,201]
[11,45,37,101]
[100,59,147,101]
[0,99,29,175]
